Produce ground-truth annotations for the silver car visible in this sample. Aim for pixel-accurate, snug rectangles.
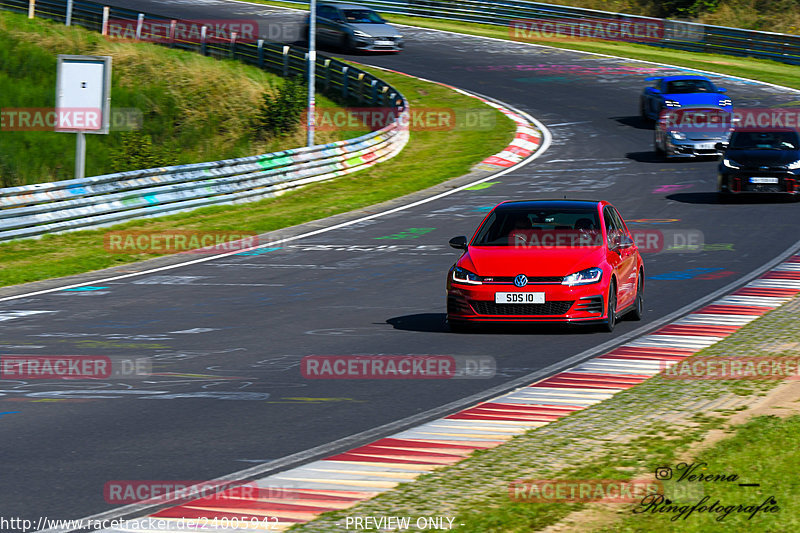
[303,3,404,52]
[654,105,733,158]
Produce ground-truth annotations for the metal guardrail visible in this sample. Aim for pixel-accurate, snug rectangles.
[270,0,800,65]
[0,0,409,241]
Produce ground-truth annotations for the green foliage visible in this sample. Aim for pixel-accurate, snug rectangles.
[0,9,349,186]
[110,131,178,172]
[647,0,721,18]
[252,77,307,138]
[0,154,19,188]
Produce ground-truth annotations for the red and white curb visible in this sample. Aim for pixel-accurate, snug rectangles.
[89,254,800,531]
[475,104,543,170]
[364,66,544,172]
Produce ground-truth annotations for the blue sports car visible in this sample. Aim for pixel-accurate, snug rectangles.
[640,75,732,122]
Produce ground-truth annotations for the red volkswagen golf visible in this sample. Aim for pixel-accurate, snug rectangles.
[446,200,644,332]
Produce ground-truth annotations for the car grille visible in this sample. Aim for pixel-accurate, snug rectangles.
[484,276,563,284]
[470,300,574,316]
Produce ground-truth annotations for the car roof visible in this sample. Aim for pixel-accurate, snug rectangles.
[660,75,711,82]
[493,199,604,210]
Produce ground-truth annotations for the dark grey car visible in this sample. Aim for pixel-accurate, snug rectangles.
[303,3,404,52]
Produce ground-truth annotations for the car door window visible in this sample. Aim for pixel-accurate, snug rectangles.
[610,207,628,235]
[318,6,337,20]
[603,207,622,246]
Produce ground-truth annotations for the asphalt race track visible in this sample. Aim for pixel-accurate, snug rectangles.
[2,0,799,525]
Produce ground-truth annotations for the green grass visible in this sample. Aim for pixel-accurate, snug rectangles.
[0,9,350,186]
[0,66,515,287]
[600,415,800,532]
[249,0,800,91]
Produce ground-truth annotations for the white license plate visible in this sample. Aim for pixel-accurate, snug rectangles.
[750,177,779,184]
[495,292,545,304]
[375,40,394,46]
[696,143,715,150]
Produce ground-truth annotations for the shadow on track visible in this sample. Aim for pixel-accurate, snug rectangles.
[668,192,799,204]
[386,314,607,335]
[625,151,720,164]
[613,115,652,130]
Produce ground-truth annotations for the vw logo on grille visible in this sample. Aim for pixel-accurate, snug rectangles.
[514,274,528,287]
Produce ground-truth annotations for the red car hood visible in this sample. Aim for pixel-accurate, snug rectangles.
[460,246,606,277]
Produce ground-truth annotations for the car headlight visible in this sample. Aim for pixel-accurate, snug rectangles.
[786,160,800,170]
[664,100,681,107]
[722,158,741,169]
[452,266,483,285]
[669,130,686,140]
[353,30,372,38]
[718,99,732,107]
[561,267,603,286]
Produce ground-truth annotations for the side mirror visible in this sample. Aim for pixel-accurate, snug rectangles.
[449,236,468,250]
[618,235,635,249]
[718,87,727,93]
[650,88,661,94]
[715,142,728,151]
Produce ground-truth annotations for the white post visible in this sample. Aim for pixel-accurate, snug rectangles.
[307,0,316,147]
[65,0,73,26]
[135,13,144,40]
[230,31,237,58]
[75,132,86,180]
[28,0,35,19]
[101,6,109,36]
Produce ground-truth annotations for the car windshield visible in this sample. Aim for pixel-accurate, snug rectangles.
[729,131,799,150]
[343,9,384,23]
[665,79,715,94]
[472,207,602,247]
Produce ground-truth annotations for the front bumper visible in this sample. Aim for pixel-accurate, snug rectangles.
[718,170,800,194]
[446,283,607,323]
[665,138,724,158]
[353,37,403,52]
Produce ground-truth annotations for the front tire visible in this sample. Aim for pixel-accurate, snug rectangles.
[654,138,665,157]
[628,272,644,321]
[640,98,652,123]
[603,281,617,332]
